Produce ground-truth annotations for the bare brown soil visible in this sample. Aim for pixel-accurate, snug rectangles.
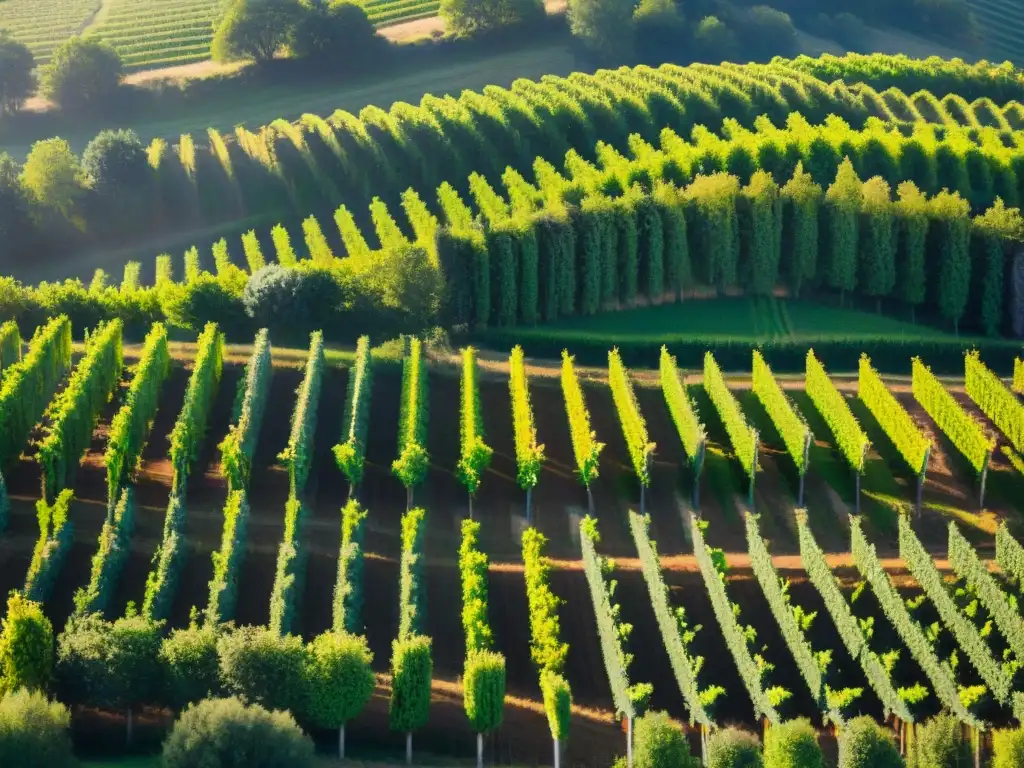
[2,351,1022,760]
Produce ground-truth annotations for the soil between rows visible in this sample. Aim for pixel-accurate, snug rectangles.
[1,352,1022,762]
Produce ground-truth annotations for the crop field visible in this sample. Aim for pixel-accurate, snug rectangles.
[1,312,1023,761]
[0,0,99,66]
[358,0,440,26]
[968,0,1024,66]
[89,0,229,71]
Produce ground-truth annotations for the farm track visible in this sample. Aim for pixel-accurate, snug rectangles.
[1,351,1022,757]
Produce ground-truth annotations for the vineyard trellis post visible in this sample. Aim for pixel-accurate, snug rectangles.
[748,433,759,509]
[914,445,930,517]
[553,737,560,768]
[855,444,867,516]
[627,714,633,768]
[978,448,992,508]
[693,438,706,510]
[525,486,532,524]
[797,431,811,508]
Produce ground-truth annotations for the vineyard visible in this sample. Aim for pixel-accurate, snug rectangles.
[17,54,1024,354]
[0,0,99,66]
[1,317,1024,762]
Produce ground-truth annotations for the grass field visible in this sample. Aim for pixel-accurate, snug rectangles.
[0,0,99,66]
[500,297,955,344]
[90,0,229,72]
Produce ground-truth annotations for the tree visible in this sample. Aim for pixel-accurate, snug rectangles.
[464,650,505,767]
[217,625,308,714]
[690,16,738,63]
[895,181,928,320]
[289,1,385,64]
[971,198,1024,336]
[780,162,822,296]
[20,139,85,221]
[823,158,862,302]
[82,129,150,198]
[0,595,53,695]
[390,634,432,765]
[41,37,122,113]
[304,631,374,759]
[633,710,700,768]
[441,0,543,35]
[161,622,222,711]
[106,613,165,744]
[0,32,35,116]
[858,176,895,310]
[707,727,763,768]
[569,0,637,60]
[992,727,1024,768]
[763,718,824,768]
[927,190,972,334]
[0,153,35,259]
[213,0,304,63]
[162,697,315,768]
[908,713,970,768]
[838,716,903,768]
[0,689,74,768]
[732,6,797,60]
[633,0,688,65]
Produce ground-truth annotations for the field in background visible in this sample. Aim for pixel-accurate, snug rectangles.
[968,0,1024,64]
[90,0,228,71]
[0,0,99,66]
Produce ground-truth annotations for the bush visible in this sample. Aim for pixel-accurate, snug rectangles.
[992,728,1024,768]
[838,716,903,768]
[733,6,798,60]
[691,16,738,63]
[243,264,350,339]
[41,37,122,113]
[909,713,970,768]
[0,689,74,768]
[289,1,384,64]
[0,595,53,695]
[82,129,150,197]
[217,626,308,714]
[707,727,764,768]
[0,32,36,116]
[162,696,315,768]
[763,718,824,768]
[633,710,699,768]
[162,623,222,710]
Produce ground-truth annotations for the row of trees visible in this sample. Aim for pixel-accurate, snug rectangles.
[8,53,1009,262]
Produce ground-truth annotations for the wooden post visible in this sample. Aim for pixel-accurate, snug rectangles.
[693,440,704,510]
[748,437,759,509]
[640,484,646,516]
[587,485,594,516]
[526,486,532,524]
[979,450,991,509]
[469,492,474,520]
[798,431,811,507]
[406,485,413,511]
[915,447,930,517]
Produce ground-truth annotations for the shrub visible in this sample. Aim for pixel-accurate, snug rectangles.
[41,37,122,113]
[162,696,315,768]
[763,718,824,768]
[0,689,73,768]
[909,713,970,768]
[838,716,903,768]
[633,710,699,768]
[707,727,764,768]
[82,129,151,199]
[217,626,307,714]
[0,595,53,695]
[992,727,1024,768]
[162,623,222,710]
[243,264,350,339]
[303,631,374,759]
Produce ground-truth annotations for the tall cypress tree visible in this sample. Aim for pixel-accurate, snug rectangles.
[859,176,896,311]
[971,198,1024,336]
[928,190,973,334]
[686,173,739,294]
[740,170,782,296]
[895,182,929,321]
[780,162,822,297]
[823,158,863,302]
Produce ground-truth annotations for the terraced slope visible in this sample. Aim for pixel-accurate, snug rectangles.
[359,0,440,25]
[969,0,1024,65]
[0,0,99,66]
[90,0,229,71]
